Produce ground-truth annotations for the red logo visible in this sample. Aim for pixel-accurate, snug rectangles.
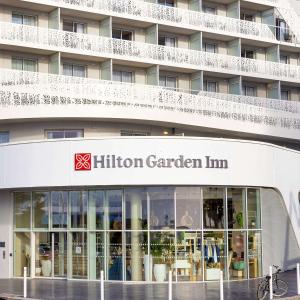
[74,153,91,171]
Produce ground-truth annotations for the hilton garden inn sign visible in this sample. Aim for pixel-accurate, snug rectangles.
[74,153,229,171]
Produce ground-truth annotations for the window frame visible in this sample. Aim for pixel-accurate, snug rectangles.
[243,85,257,97]
[12,12,37,26]
[159,75,177,90]
[158,35,177,47]
[12,57,38,72]
[113,70,134,83]
[62,63,87,78]
[63,19,87,34]
[0,131,9,144]
[112,28,134,41]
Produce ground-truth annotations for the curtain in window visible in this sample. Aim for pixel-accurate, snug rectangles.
[207,82,217,93]
[23,59,37,72]
[74,23,85,34]
[166,76,176,89]
[113,71,122,82]
[165,37,176,47]
[23,15,36,26]
[205,43,216,53]
[122,71,133,83]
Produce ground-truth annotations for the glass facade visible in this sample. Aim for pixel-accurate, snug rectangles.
[13,186,262,282]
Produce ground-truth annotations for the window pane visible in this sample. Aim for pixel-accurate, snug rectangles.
[176,231,202,281]
[51,191,68,229]
[108,231,123,280]
[203,231,226,280]
[73,65,86,78]
[14,192,31,229]
[159,75,166,87]
[33,192,49,229]
[63,21,73,32]
[74,23,85,33]
[207,82,217,93]
[165,37,176,47]
[122,71,133,83]
[14,232,31,276]
[46,131,64,139]
[65,130,83,138]
[158,36,165,46]
[248,231,262,278]
[70,191,88,229]
[89,232,105,280]
[203,187,225,229]
[122,30,132,41]
[12,58,23,70]
[23,59,37,72]
[112,29,122,39]
[0,132,9,143]
[107,190,122,230]
[23,15,36,26]
[150,231,175,282]
[247,189,261,229]
[63,64,73,76]
[228,231,247,280]
[35,232,52,277]
[89,191,105,230]
[125,188,148,230]
[176,187,201,230]
[71,232,88,279]
[166,76,176,89]
[227,188,245,229]
[205,43,216,53]
[12,14,23,24]
[113,70,122,82]
[149,187,175,229]
[125,232,148,281]
[281,91,289,100]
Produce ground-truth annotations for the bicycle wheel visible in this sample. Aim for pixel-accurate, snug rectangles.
[273,279,288,297]
[257,280,269,300]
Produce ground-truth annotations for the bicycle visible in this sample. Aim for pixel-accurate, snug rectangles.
[257,265,288,300]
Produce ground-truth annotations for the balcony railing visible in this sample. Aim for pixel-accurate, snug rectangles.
[21,0,278,43]
[1,22,300,83]
[0,69,300,138]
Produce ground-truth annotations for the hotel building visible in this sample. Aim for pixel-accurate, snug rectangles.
[0,0,299,283]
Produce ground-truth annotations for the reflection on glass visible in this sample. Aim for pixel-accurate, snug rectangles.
[125,188,148,230]
[228,231,247,280]
[248,231,262,278]
[203,188,225,229]
[227,188,245,229]
[107,231,123,280]
[176,231,202,281]
[72,232,87,279]
[149,187,175,230]
[14,232,31,276]
[150,231,175,282]
[35,232,52,277]
[33,192,49,229]
[89,191,105,230]
[53,232,67,278]
[176,187,201,230]
[70,191,88,228]
[51,191,68,229]
[247,189,261,229]
[126,232,148,281]
[89,232,104,280]
[14,192,31,229]
[107,190,122,230]
[203,231,226,280]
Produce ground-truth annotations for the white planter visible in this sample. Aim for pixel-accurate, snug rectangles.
[144,254,153,281]
[41,260,52,277]
[153,264,166,282]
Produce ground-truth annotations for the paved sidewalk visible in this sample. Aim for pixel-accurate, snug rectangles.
[0,270,298,300]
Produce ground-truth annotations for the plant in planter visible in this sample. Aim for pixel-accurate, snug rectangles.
[236,212,243,228]
[151,233,175,282]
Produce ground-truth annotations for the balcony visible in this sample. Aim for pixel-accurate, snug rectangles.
[18,0,280,43]
[1,22,300,83]
[0,68,300,140]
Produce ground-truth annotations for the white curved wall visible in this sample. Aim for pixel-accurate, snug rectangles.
[0,137,300,248]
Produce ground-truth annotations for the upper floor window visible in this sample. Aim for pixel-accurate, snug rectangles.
[112,29,133,41]
[0,132,9,144]
[158,36,176,47]
[159,75,177,90]
[63,20,86,33]
[281,90,289,100]
[113,70,134,83]
[243,85,257,97]
[280,55,289,64]
[45,129,84,139]
[241,13,254,21]
[276,19,290,41]
[241,49,254,59]
[12,13,37,26]
[120,130,151,136]
[63,63,86,78]
[203,43,217,53]
[204,6,216,14]
[12,57,37,72]
[158,0,175,7]
[204,81,218,93]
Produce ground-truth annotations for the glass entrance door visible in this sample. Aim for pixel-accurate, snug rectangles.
[35,232,67,278]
